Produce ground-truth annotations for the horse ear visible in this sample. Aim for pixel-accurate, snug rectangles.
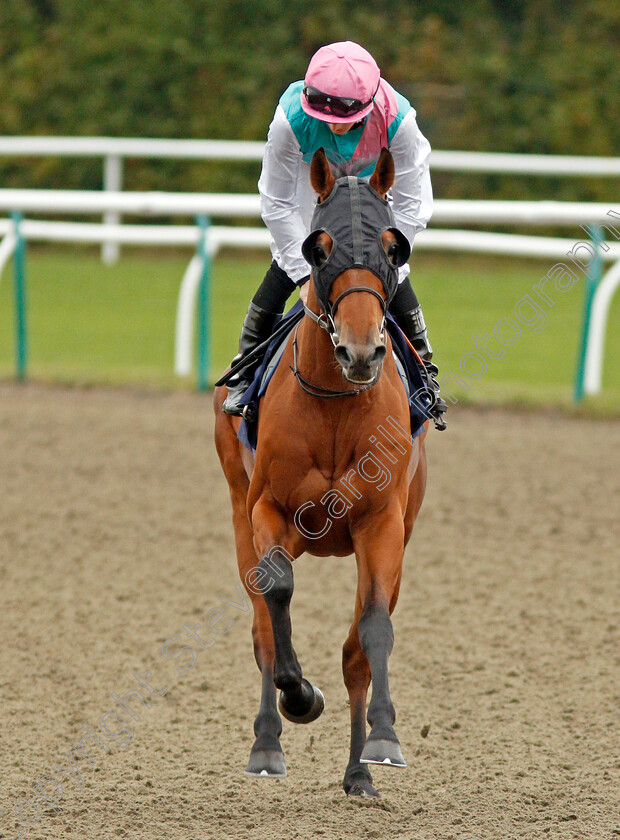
[369,148,395,197]
[310,148,336,202]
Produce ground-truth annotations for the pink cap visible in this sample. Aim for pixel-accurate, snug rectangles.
[301,41,381,124]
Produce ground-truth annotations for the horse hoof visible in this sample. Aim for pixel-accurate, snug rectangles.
[360,738,407,767]
[245,749,287,778]
[278,681,325,724]
[346,779,380,798]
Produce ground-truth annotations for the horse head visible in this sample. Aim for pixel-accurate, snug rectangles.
[302,148,410,386]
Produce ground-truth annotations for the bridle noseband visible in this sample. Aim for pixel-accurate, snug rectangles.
[292,283,388,399]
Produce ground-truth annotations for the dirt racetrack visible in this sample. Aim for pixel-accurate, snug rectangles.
[1,382,618,840]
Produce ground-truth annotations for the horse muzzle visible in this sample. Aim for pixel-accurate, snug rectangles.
[334,340,387,385]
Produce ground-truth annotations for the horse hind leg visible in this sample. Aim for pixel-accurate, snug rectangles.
[239,584,288,778]
[342,607,378,797]
[353,521,407,770]
[214,416,287,778]
[245,628,286,778]
[357,601,407,768]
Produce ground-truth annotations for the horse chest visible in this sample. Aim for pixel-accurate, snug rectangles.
[285,444,405,536]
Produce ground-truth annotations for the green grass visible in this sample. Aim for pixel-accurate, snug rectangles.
[414,253,620,413]
[0,245,619,412]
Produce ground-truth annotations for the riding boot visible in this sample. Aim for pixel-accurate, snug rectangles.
[389,280,447,430]
[393,305,448,431]
[222,261,297,418]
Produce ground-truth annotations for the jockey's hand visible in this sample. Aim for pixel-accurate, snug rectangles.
[299,275,310,306]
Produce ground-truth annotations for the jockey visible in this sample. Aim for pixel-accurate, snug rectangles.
[223,40,447,430]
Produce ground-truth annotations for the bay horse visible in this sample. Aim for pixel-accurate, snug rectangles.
[214,148,429,798]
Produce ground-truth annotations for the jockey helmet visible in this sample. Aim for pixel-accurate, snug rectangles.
[301,41,380,125]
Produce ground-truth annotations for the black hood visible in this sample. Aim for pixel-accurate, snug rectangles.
[302,176,411,312]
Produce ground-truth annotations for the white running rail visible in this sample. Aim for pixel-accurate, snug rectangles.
[0,213,618,390]
[1,136,619,263]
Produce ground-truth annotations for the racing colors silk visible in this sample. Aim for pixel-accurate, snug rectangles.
[258,79,433,284]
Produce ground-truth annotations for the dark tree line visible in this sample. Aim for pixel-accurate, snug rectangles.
[0,0,618,200]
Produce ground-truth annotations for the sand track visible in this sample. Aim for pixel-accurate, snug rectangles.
[1,383,618,839]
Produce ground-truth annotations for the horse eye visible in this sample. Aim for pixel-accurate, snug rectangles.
[387,242,399,266]
[312,245,327,266]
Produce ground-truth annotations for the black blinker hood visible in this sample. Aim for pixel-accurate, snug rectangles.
[302,176,411,312]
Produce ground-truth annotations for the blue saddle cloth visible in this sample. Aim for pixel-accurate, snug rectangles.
[237,299,432,452]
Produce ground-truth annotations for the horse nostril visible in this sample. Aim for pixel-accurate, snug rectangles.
[371,344,387,365]
[334,344,354,366]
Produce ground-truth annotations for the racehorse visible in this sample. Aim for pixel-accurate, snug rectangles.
[214,148,429,797]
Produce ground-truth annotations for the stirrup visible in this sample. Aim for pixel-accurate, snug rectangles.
[241,402,257,422]
[422,360,447,431]
[222,380,251,416]
[431,403,448,432]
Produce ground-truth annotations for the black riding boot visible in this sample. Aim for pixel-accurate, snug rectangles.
[390,280,447,431]
[222,303,282,416]
[222,261,297,417]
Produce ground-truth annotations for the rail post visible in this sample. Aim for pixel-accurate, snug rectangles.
[573,227,603,401]
[11,211,27,382]
[102,153,123,265]
[196,215,211,391]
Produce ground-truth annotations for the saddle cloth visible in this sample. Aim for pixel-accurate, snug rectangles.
[237,300,432,452]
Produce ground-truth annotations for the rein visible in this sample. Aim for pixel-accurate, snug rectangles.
[292,284,387,399]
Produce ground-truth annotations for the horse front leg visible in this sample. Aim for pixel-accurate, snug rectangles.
[252,498,324,726]
[353,513,407,770]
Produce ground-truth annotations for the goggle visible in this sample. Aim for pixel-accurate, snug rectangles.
[303,85,374,119]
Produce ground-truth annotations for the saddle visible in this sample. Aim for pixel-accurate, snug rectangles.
[237,300,432,452]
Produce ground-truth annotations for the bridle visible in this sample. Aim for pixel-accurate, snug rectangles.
[303,284,387,348]
[290,283,388,399]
